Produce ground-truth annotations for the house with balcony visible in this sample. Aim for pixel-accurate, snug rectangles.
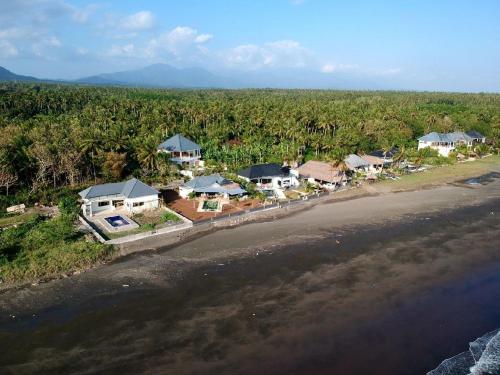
[237,163,299,191]
[157,134,203,168]
[79,178,160,217]
[417,131,485,157]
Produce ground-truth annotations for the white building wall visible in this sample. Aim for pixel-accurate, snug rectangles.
[179,186,193,199]
[418,141,454,157]
[125,195,159,214]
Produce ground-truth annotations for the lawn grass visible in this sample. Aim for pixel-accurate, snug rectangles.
[0,212,39,228]
[376,155,500,192]
[0,212,114,285]
[105,225,155,240]
[105,209,183,240]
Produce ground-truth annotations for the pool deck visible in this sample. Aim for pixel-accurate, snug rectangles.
[87,210,139,233]
[164,190,263,221]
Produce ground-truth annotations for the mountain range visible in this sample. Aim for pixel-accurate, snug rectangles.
[0,63,378,90]
[0,66,41,83]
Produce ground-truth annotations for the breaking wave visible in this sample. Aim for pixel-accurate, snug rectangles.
[428,329,500,375]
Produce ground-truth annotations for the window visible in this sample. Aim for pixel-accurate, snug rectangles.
[133,201,145,207]
[98,201,109,207]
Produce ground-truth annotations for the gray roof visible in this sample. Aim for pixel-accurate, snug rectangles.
[158,134,201,152]
[344,154,369,169]
[183,174,246,196]
[418,131,474,143]
[185,175,228,188]
[79,178,159,199]
[466,130,485,139]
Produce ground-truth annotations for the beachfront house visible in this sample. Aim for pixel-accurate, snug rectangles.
[157,134,203,168]
[465,131,487,144]
[179,174,247,199]
[344,154,370,173]
[79,178,159,217]
[237,163,299,190]
[417,131,486,157]
[295,160,348,190]
[360,154,387,172]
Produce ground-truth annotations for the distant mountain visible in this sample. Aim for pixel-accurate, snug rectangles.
[76,63,238,88]
[0,66,40,82]
[0,64,387,90]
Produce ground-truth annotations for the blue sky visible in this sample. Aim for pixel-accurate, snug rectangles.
[1,0,499,91]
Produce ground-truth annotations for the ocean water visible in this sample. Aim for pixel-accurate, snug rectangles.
[1,198,500,374]
[428,329,500,375]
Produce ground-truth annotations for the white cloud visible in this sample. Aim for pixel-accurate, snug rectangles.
[145,26,213,59]
[225,40,314,70]
[107,43,136,58]
[76,47,89,56]
[374,67,402,76]
[121,11,155,31]
[321,63,358,73]
[72,4,100,24]
[46,36,61,47]
[195,33,213,43]
[0,40,19,58]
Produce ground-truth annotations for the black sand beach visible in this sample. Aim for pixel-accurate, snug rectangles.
[0,180,499,375]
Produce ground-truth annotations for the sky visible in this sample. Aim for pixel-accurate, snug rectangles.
[0,0,499,92]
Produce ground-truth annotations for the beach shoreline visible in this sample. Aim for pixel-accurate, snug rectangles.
[0,177,500,374]
[0,158,499,295]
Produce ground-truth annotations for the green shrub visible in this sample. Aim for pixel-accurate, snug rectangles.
[0,212,114,284]
[58,196,80,218]
[160,211,181,223]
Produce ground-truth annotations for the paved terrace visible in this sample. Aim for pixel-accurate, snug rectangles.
[164,190,263,221]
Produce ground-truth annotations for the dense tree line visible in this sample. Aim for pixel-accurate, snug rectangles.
[0,83,499,207]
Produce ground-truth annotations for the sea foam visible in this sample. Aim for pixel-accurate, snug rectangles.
[428,329,500,375]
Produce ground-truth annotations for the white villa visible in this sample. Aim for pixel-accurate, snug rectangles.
[179,174,247,199]
[417,131,486,157]
[157,134,203,168]
[79,178,159,217]
[237,163,299,190]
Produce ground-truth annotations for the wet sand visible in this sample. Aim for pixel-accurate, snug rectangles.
[0,178,499,375]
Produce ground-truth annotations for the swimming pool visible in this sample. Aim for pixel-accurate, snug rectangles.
[104,215,130,227]
[202,200,220,211]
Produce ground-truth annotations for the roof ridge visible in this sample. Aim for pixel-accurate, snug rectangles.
[123,178,138,197]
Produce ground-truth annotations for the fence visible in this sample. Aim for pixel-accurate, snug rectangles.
[192,190,330,226]
[81,188,338,245]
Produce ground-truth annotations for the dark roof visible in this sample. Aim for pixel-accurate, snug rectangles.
[79,178,159,199]
[158,134,201,152]
[237,163,289,179]
[368,147,398,158]
[466,130,485,139]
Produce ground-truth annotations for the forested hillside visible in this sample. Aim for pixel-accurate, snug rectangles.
[1,83,499,207]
